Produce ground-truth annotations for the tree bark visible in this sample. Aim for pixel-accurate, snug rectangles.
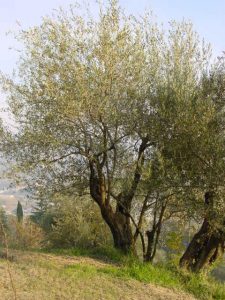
[89,160,135,254]
[88,137,149,254]
[179,192,225,272]
[101,204,135,253]
[144,229,156,262]
[144,201,166,262]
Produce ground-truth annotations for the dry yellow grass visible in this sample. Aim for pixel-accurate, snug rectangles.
[0,250,196,300]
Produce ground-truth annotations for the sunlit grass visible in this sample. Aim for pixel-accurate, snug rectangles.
[0,247,224,300]
[47,246,225,300]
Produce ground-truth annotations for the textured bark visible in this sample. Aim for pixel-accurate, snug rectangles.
[101,204,135,253]
[88,138,149,254]
[89,161,135,254]
[144,229,156,262]
[144,201,166,263]
[179,192,225,272]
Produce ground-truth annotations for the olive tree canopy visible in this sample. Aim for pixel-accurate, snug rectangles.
[1,0,214,254]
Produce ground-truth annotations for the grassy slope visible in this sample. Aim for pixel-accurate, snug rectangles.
[0,247,224,300]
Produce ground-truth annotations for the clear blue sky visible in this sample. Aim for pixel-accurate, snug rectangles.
[0,0,225,86]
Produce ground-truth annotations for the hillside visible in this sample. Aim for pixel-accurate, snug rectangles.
[0,179,30,215]
[0,250,197,300]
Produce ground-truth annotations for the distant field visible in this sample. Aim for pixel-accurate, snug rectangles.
[212,261,225,282]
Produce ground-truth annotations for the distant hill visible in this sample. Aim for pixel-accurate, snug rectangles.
[0,179,32,215]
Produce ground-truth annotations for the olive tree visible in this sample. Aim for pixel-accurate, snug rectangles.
[152,52,225,271]
[1,0,210,254]
[178,61,225,272]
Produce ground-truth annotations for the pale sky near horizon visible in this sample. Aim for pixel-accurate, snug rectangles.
[1,0,225,111]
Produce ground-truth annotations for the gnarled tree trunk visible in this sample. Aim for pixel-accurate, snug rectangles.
[179,192,225,272]
[89,161,135,254]
[88,137,148,254]
[101,204,135,253]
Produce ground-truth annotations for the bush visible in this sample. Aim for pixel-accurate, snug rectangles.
[7,216,44,249]
[40,195,112,248]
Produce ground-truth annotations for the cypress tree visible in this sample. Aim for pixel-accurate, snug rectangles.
[16,201,23,223]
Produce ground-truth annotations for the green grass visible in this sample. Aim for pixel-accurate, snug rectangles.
[42,245,128,264]
[45,246,225,300]
[1,247,224,299]
[1,249,189,300]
